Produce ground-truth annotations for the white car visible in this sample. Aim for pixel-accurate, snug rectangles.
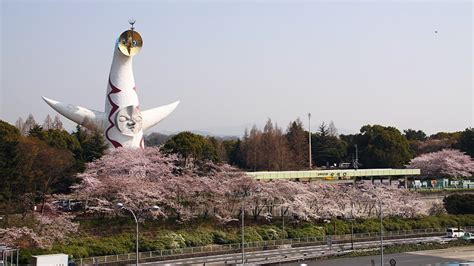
[446,228,465,238]
[462,232,474,242]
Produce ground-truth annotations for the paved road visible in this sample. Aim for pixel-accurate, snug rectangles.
[142,236,455,265]
[283,246,474,266]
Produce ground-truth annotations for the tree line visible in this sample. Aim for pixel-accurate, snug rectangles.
[0,115,107,224]
[153,118,474,172]
[1,114,472,224]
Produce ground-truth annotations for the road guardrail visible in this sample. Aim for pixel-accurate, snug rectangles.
[75,226,474,265]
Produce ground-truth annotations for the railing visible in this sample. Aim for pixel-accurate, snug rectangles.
[75,226,474,265]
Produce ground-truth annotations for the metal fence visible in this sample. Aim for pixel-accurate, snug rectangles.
[75,226,474,265]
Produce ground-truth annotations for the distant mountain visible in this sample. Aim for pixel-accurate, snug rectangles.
[146,129,240,140]
[150,123,252,139]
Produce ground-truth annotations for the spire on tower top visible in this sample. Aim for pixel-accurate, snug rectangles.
[128,19,136,31]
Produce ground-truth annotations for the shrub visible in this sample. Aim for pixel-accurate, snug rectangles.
[212,230,238,244]
[180,230,214,247]
[323,219,350,235]
[243,227,263,242]
[256,225,285,240]
[353,219,380,233]
[382,217,411,231]
[286,223,325,239]
[444,194,474,215]
[154,232,186,249]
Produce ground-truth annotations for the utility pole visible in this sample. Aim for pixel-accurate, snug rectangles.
[354,144,359,170]
[308,113,312,169]
[379,199,384,266]
[241,203,245,265]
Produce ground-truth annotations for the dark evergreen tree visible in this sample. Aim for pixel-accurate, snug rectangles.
[163,131,219,164]
[403,129,427,141]
[355,125,412,168]
[286,119,309,169]
[312,122,347,167]
[457,128,474,158]
[444,194,474,215]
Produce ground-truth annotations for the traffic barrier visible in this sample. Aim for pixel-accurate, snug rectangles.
[75,226,474,265]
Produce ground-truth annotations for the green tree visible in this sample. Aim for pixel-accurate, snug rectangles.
[0,121,21,221]
[457,128,474,158]
[44,129,81,152]
[28,124,45,138]
[0,120,76,219]
[403,129,427,141]
[430,131,461,141]
[163,132,219,164]
[72,125,107,165]
[443,194,474,215]
[285,119,309,169]
[356,125,412,168]
[15,136,75,210]
[312,123,347,167]
[225,139,244,167]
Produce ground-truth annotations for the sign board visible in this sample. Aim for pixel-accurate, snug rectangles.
[32,254,68,266]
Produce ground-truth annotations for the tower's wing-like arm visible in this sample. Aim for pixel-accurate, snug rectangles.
[142,101,179,132]
[42,97,106,131]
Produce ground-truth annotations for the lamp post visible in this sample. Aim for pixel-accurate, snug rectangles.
[281,208,285,239]
[357,191,384,266]
[116,203,160,266]
[354,144,358,170]
[308,113,312,169]
[376,195,384,266]
[349,202,355,250]
[241,202,245,265]
[367,195,384,266]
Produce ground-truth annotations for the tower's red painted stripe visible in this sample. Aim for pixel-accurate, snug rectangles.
[105,78,123,148]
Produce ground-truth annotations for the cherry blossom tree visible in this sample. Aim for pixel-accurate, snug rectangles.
[72,147,431,223]
[0,202,78,249]
[408,149,474,178]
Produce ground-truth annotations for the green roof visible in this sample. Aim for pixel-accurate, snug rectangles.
[247,168,420,180]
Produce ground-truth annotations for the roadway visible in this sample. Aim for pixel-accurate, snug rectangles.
[283,246,474,266]
[142,236,456,265]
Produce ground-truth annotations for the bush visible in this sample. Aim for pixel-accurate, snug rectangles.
[444,194,474,215]
[180,230,214,247]
[353,219,380,233]
[243,227,263,242]
[154,231,186,249]
[16,214,474,261]
[323,219,350,235]
[256,225,285,240]
[382,217,411,231]
[286,223,325,239]
[212,230,238,244]
[84,235,133,256]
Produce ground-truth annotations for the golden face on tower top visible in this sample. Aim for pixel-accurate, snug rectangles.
[118,30,143,57]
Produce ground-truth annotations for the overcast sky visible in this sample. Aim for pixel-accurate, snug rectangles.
[1,0,472,136]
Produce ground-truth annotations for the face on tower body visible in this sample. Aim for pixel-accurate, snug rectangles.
[115,105,143,136]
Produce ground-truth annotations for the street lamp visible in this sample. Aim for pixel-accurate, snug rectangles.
[354,144,359,170]
[374,195,384,266]
[281,208,285,239]
[116,203,160,266]
[308,113,312,169]
[356,191,384,266]
[241,203,245,265]
[349,202,355,250]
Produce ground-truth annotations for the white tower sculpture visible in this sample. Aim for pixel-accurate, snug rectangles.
[43,21,179,148]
